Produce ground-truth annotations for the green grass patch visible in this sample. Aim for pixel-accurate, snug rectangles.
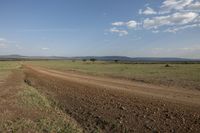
[0,61,21,71]
[0,61,21,81]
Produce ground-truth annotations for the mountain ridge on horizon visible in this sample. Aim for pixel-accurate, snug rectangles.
[0,55,200,62]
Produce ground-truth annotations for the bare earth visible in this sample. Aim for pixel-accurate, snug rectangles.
[24,65,200,133]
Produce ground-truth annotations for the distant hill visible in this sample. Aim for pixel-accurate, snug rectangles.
[73,56,200,62]
[0,55,70,60]
[0,55,200,62]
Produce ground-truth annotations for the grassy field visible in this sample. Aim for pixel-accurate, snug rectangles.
[0,61,21,81]
[28,60,200,89]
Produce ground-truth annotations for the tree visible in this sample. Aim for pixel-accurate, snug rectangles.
[165,64,170,67]
[90,58,96,62]
[82,59,87,62]
[114,60,119,63]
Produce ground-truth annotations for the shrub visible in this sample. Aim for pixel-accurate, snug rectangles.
[82,59,87,62]
[90,58,96,62]
[114,60,119,63]
[165,64,170,67]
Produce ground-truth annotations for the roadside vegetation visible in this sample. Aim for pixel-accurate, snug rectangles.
[15,85,82,133]
[0,61,82,132]
[28,60,200,90]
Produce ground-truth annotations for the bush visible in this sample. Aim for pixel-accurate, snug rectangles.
[114,60,119,63]
[90,58,96,62]
[165,64,170,67]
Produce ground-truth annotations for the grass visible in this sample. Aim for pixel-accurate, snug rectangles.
[2,116,81,133]
[0,61,21,81]
[19,85,51,109]
[28,60,200,89]
[15,85,82,133]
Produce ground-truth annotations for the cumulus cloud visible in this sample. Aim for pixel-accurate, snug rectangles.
[142,0,200,31]
[112,22,124,26]
[139,7,157,15]
[109,0,200,36]
[160,0,193,14]
[164,23,200,33]
[109,27,128,36]
[144,12,198,29]
[110,20,138,36]
[112,20,138,29]
[187,1,200,10]
[126,21,138,28]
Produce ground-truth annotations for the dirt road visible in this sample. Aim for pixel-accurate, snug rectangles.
[24,65,200,133]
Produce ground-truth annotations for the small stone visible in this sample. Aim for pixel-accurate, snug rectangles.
[182,118,186,124]
[152,128,159,133]
[119,106,126,110]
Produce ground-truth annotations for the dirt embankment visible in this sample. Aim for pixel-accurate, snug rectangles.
[24,65,200,133]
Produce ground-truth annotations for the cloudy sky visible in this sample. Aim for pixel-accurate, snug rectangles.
[0,0,200,58]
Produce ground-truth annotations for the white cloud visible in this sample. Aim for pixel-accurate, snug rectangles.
[109,27,128,36]
[112,22,124,26]
[165,23,200,33]
[187,1,200,10]
[126,20,138,28]
[143,12,198,29]
[109,0,200,36]
[41,47,50,50]
[112,20,138,29]
[160,0,193,14]
[0,38,8,48]
[194,15,200,22]
[152,30,160,33]
[139,7,157,15]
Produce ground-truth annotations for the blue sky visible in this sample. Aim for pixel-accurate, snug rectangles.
[0,0,200,58]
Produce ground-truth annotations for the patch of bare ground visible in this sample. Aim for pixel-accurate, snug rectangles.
[24,65,200,133]
[0,69,82,132]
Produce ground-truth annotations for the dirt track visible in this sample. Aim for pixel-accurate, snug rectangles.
[24,65,200,133]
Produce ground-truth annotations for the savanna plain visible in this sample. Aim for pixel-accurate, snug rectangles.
[0,60,200,133]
